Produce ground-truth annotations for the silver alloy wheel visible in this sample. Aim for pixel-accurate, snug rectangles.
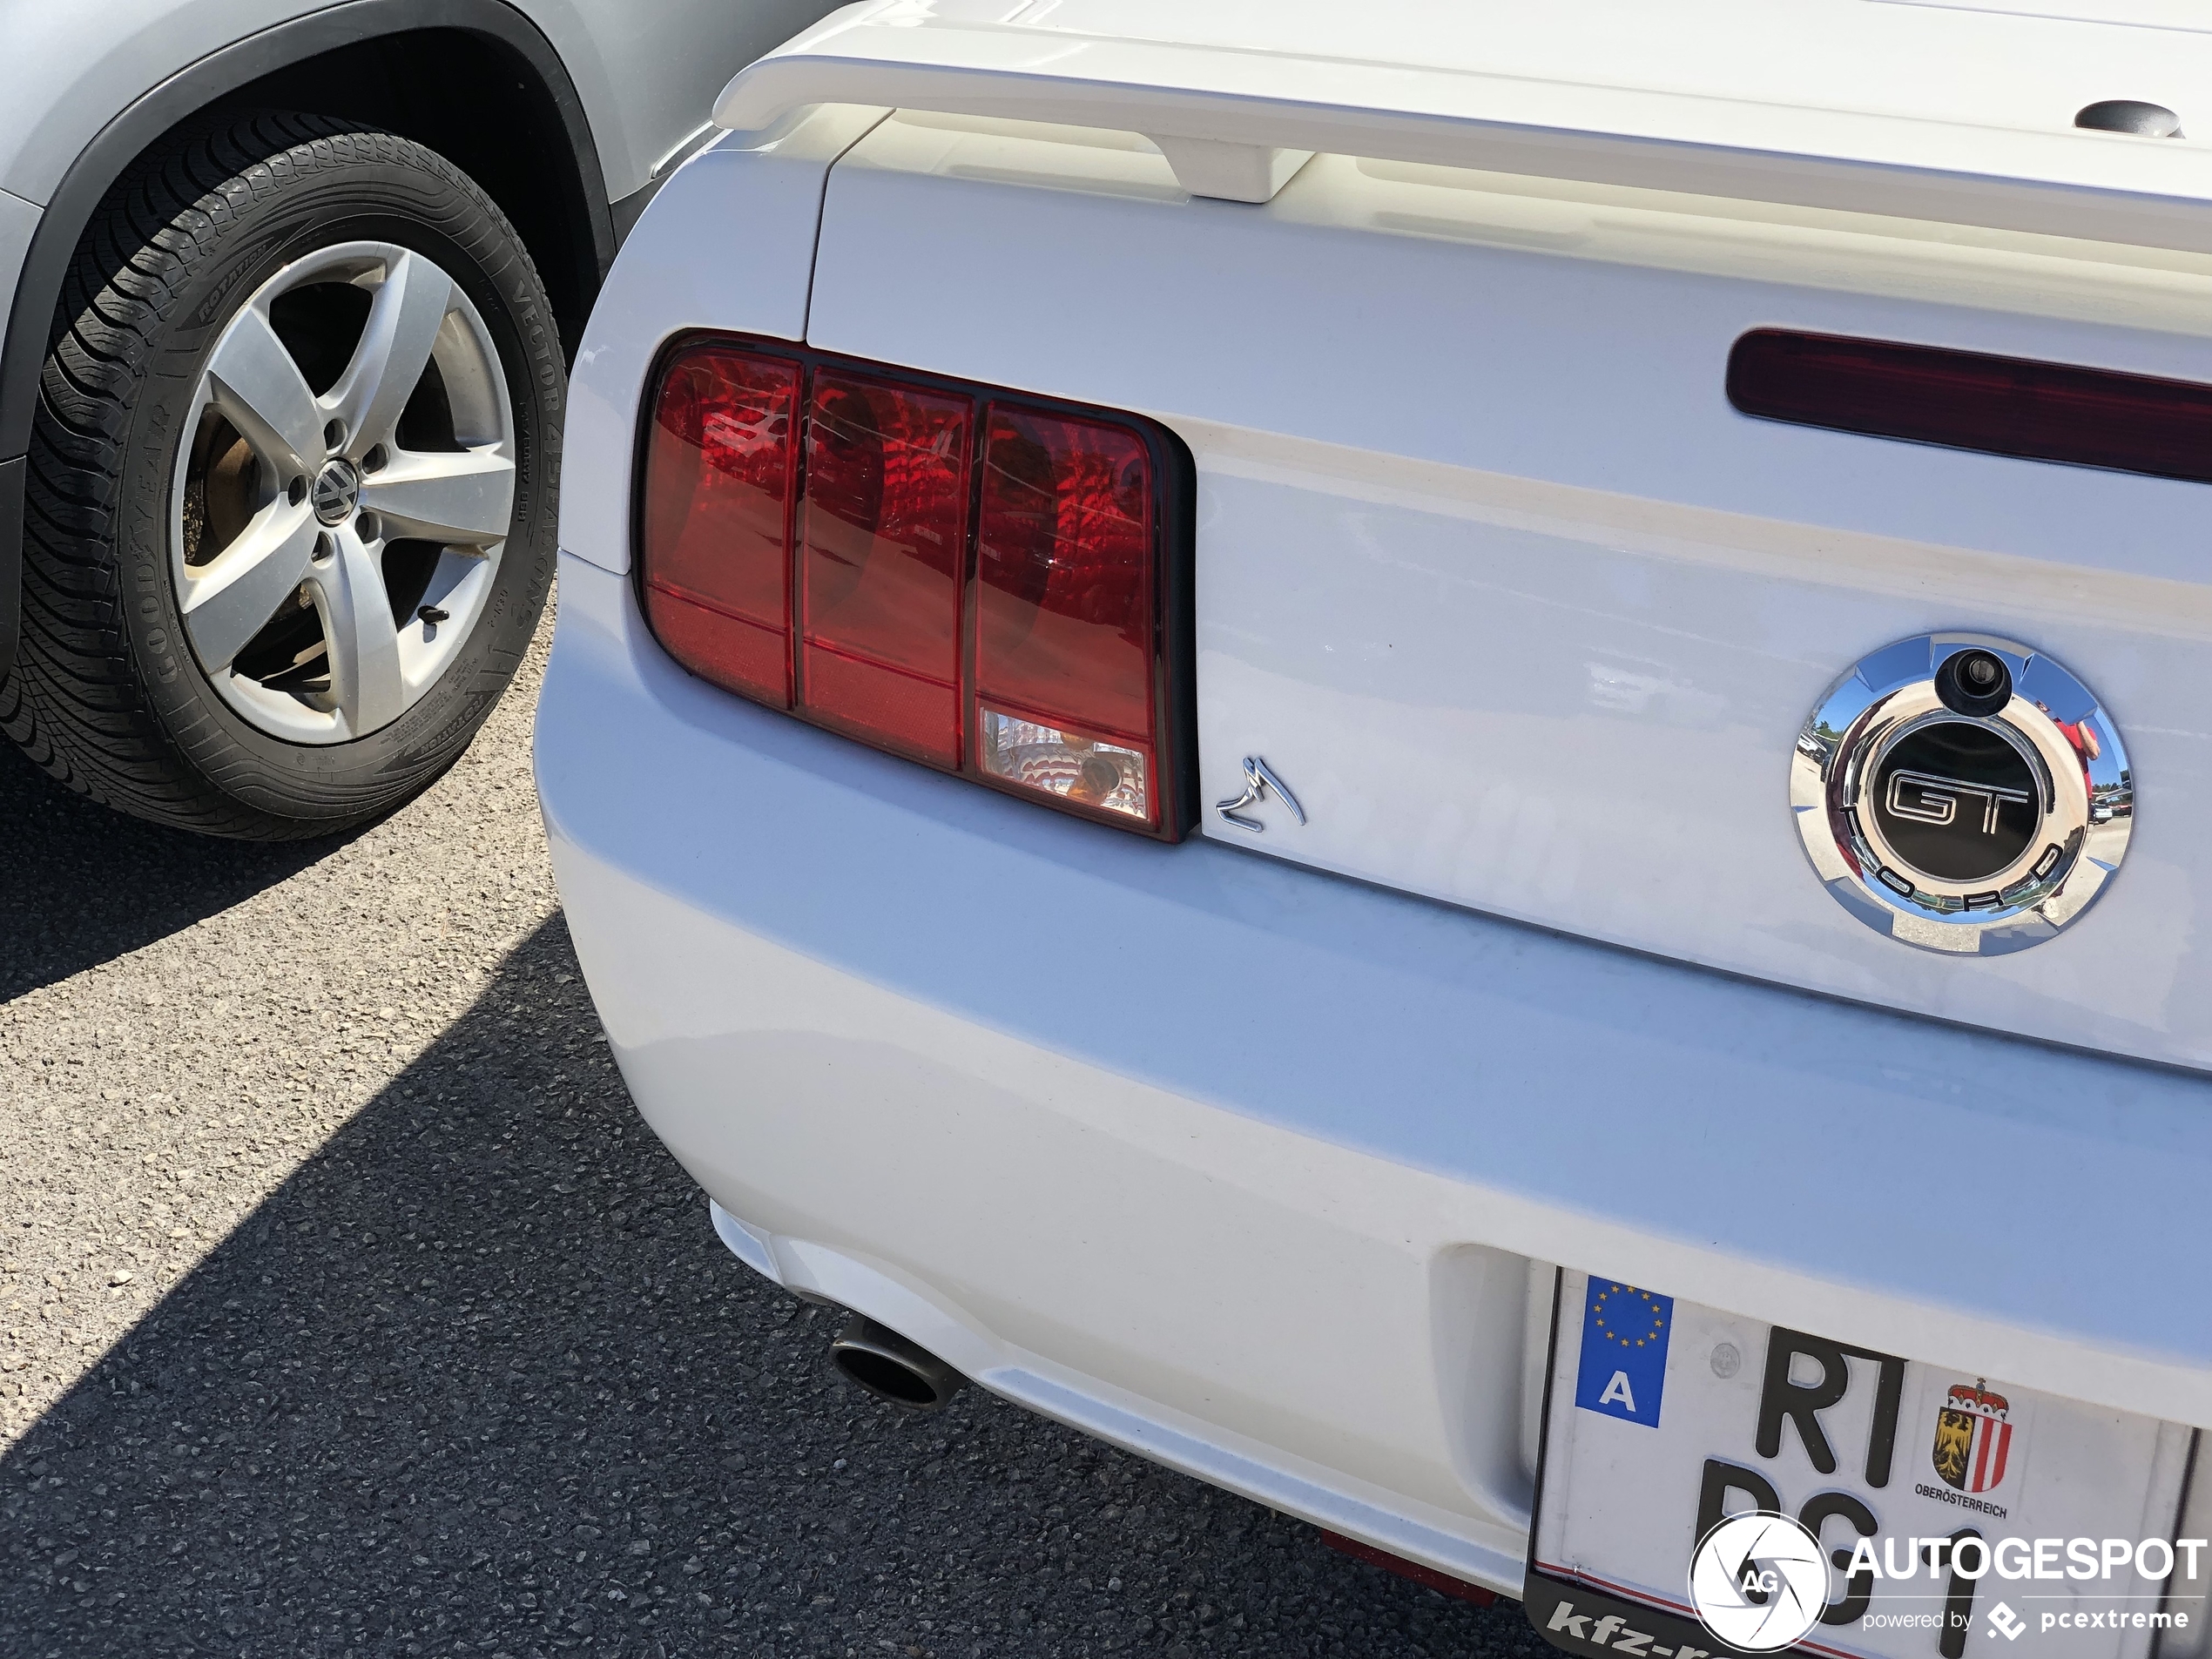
[169,241,516,744]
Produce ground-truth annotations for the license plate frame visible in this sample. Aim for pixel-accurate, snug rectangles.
[1523,1270,2199,1659]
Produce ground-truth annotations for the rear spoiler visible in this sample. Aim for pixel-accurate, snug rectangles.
[716,1,2212,253]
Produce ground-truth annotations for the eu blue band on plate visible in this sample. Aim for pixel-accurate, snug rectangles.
[1574,1280,1673,1428]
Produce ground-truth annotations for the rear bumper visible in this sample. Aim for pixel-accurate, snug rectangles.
[536,554,2212,1595]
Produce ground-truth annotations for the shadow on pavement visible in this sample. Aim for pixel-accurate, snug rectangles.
[0,914,1549,1659]
[0,745,341,1004]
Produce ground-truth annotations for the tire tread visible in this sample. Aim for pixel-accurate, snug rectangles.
[3,111,554,840]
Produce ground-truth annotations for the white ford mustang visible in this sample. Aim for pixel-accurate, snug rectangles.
[536,2,2212,1651]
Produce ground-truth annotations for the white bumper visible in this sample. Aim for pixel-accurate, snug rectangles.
[536,555,2212,1597]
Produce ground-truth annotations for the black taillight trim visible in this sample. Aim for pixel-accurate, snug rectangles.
[1727,327,2212,487]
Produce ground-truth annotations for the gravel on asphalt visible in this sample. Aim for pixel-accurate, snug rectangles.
[0,612,1557,1659]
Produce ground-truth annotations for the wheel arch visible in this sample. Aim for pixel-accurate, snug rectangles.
[0,0,616,684]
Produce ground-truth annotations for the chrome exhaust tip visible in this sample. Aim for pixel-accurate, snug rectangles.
[828,1315,965,1411]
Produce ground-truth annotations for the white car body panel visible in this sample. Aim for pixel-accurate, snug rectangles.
[540,558,2212,1595]
[806,115,2212,1070]
[718,0,2212,243]
[561,105,888,577]
[541,0,2212,1604]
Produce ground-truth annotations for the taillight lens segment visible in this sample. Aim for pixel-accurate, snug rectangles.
[639,347,799,707]
[974,409,1156,819]
[638,340,1187,837]
[802,371,971,766]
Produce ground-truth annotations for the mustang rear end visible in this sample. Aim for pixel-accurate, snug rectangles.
[537,1,2212,1645]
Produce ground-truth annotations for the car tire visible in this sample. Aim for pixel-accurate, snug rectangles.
[2,111,561,839]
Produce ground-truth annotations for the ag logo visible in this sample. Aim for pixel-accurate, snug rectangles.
[1687,1512,1826,1653]
[1932,1379,2014,1494]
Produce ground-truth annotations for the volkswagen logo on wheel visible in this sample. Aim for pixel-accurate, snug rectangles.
[311,456,363,526]
[1687,1511,1827,1652]
[1790,633,2133,952]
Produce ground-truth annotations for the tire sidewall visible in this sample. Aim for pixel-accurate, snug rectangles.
[117,140,559,810]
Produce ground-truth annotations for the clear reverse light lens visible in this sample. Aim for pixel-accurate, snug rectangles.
[978,708,1150,821]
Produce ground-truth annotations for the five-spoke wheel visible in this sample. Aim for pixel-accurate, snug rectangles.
[177,242,516,744]
[3,113,560,837]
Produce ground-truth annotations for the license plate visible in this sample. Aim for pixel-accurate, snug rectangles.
[1526,1271,2200,1659]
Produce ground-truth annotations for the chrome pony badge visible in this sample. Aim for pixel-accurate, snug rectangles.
[1791,633,2132,953]
[1214,755,1304,833]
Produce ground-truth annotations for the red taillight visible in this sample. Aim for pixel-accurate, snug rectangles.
[800,370,971,766]
[640,347,800,706]
[1728,328,2212,486]
[974,409,1157,823]
[637,339,1187,837]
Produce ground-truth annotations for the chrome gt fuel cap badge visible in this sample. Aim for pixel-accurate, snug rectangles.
[1791,633,2132,953]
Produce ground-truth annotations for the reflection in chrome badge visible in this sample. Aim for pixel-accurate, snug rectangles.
[1790,633,2133,954]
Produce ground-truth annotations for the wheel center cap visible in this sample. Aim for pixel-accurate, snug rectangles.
[311,458,361,526]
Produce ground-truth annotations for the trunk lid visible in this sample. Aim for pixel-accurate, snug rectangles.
[801,108,2212,1071]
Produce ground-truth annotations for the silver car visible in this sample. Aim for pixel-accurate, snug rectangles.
[0,0,833,836]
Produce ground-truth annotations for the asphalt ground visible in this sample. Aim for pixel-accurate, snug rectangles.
[0,614,1558,1659]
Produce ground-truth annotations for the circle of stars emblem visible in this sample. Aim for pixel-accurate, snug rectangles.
[1592,1283,1667,1350]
